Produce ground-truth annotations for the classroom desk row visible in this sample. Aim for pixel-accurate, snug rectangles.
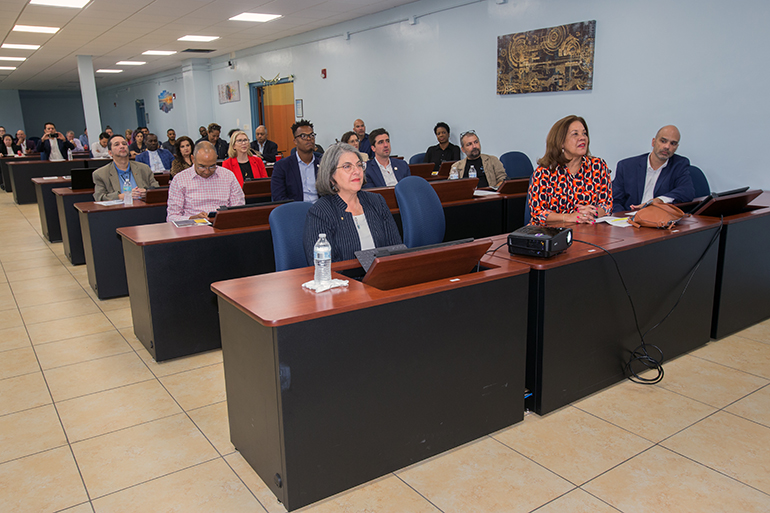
[4,157,112,204]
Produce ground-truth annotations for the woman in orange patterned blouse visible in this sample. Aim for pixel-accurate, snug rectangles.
[528,115,612,225]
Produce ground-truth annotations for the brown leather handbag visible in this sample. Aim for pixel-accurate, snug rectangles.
[629,203,689,230]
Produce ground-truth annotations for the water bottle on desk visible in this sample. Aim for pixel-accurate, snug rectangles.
[313,233,332,287]
[468,165,477,179]
[67,148,73,161]
[449,164,459,180]
[122,177,133,206]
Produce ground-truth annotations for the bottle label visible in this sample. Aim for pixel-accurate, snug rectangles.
[315,248,331,260]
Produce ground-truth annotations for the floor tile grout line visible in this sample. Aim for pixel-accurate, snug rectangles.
[487,433,580,487]
[50,376,158,404]
[28,327,124,348]
[391,472,447,513]
[65,410,186,445]
[219,454,272,512]
[571,487,625,512]
[36,346,135,371]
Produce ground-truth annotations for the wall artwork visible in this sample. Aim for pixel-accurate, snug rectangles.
[158,90,173,113]
[218,81,241,104]
[497,20,596,95]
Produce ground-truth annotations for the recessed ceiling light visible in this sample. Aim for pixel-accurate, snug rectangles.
[142,50,177,56]
[0,66,18,71]
[13,25,60,34]
[178,35,219,42]
[229,13,282,22]
[96,69,123,73]
[116,61,145,66]
[29,0,89,7]
[1,43,41,50]
[0,56,26,61]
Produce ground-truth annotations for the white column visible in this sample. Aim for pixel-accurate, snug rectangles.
[76,55,102,150]
[181,59,213,138]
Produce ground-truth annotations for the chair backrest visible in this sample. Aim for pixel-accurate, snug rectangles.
[688,165,711,197]
[409,152,426,164]
[499,151,534,179]
[394,176,445,247]
[269,201,313,271]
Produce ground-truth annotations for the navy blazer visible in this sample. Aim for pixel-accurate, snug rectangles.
[363,158,411,188]
[250,139,279,162]
[612,153,695,212]
[36,138,75,160]
[135,148,174,170]
[358,133,374,159]
[271,153,322,202]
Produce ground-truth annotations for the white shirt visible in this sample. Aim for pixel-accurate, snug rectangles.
[147,150,166,172]
[48,139,65,161]
[376,158,398,187]
[353,213,375,251]
[92,142,110,158]
[297,152,318,203]
[641,154,674,205]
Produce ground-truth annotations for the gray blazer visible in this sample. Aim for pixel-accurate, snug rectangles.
[92,161,159,201]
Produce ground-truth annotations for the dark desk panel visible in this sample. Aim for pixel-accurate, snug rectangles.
[1,155,39,192]
[8,158,110,204]
[54,187,93,265]
[76,200,167,299]
[33,177,70,242]
[212,257,530,511]
[489,218,722,415]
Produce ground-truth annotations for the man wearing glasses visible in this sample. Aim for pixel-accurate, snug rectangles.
[166,141,244,222]
[455,131,507,189]
[271,119,322,202]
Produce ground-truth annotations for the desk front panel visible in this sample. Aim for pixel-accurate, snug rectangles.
[9,159,105,204]
[33,177,69,242]
[54,188,93,265]
[217,272,528,511]
[1,155,39,192]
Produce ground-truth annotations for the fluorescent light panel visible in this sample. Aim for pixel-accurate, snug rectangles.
[142,50,176,56]
[229,13,282,22]
[178,35,219,42]
[96,69,123,73]
[0,56,26,61]
[1,43,40,50]
[116,61,145,65]
[13,25,60,34]
[29,0,89,7]
[0,66,17,71]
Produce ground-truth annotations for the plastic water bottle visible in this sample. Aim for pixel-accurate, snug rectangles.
[67,148,73,161]
[313,233,332,287]
[449,165,459,180]
[469,165,477,179]
[122,177,133,206]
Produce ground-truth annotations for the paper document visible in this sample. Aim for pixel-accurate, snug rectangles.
[597,216,632,227]
[172,219,212,227]
[94,200,124,206]
[473,190,500,197]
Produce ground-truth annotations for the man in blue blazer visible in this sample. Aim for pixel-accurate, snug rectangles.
[612,125,695,212]
[363,128,411,188]
[271,119,322,202]
[36,122,75,160]
[135,133,174,171]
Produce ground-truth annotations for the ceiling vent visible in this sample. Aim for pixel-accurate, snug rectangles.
[181,48,215,53]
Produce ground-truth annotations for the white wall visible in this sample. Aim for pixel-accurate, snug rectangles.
[100,0,770,191]
[0,90,25,133]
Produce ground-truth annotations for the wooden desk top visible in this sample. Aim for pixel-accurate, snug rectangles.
[487,216,723,271]
[74,199,165,214]
[211,243,530,327]
[53,187,94,196]
[32,176,71,185]
[7,158,106,167]
[118,221,271,246]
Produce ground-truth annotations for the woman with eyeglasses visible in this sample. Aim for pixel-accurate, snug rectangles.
[528,115,612,225]
[303,142,402,263]
[222,130,268,187]
[340,131,368,161]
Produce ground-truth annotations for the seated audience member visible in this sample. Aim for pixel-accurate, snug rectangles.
[0,126,4,136]
[250,125,279,162]
[66,131,84,151]
[91,132,111,158]
[222,130,268,187]
[424,122,461,171]
[162,129,176,152]
[92,134,159,201]
[612,125,695,212]
[453,131,507,189]
[2,134,21,156]
[353,118,373,158]
[528,115,612,225]
[124,128,133,143]
[105,126,113,137]
[14,130,35,154]
[207,123,229,160]
[196,126,208,143]
[363,128,410,188]
[129,130,146,157]
[136,133,174,172]
[303,142,402,263]
[341,131,368,161]
[166,141,245,221]
[170,136,195,177]
[36,122,75,161]
[79,129,89,150]
[271,119,322,202]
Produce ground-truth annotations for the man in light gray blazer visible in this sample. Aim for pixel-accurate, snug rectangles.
[93,134,159,201]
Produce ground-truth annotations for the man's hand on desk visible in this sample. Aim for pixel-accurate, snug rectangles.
[189,211,208,219]
[117,187,147,201]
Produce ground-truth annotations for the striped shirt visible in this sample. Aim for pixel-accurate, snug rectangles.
[166,167,245,222]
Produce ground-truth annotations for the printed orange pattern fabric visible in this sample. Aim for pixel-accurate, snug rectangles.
[528,156,613,225]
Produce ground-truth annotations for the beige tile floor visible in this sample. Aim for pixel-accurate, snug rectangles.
[1,191,770,512]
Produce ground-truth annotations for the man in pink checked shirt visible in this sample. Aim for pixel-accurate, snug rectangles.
[166,141,245,222]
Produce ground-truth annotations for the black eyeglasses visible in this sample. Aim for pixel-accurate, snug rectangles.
[295,132,317,141]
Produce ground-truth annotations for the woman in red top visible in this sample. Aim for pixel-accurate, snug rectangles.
[528,115,612,225]
[222,130,268,187]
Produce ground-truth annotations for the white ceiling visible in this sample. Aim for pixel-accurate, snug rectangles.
[0,0,417,90]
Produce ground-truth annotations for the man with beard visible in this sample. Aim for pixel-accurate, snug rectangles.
[453,130,507,189]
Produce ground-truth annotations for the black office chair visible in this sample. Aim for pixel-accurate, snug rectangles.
[500,151,534,179]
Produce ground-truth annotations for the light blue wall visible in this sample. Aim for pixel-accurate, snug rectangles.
[98,0,770,191]
[0,90,25,133]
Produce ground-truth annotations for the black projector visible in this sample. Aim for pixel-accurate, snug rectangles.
[508,225,573,258]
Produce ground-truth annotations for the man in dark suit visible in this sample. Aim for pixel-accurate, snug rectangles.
[206,123,229,159]
[363,128,410,188]
[271,119,321,202]
[250,125,279,162]
[353,119,373,159]
[36,122,75,160]
[92,135,159,201]
[613,125,695,212]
